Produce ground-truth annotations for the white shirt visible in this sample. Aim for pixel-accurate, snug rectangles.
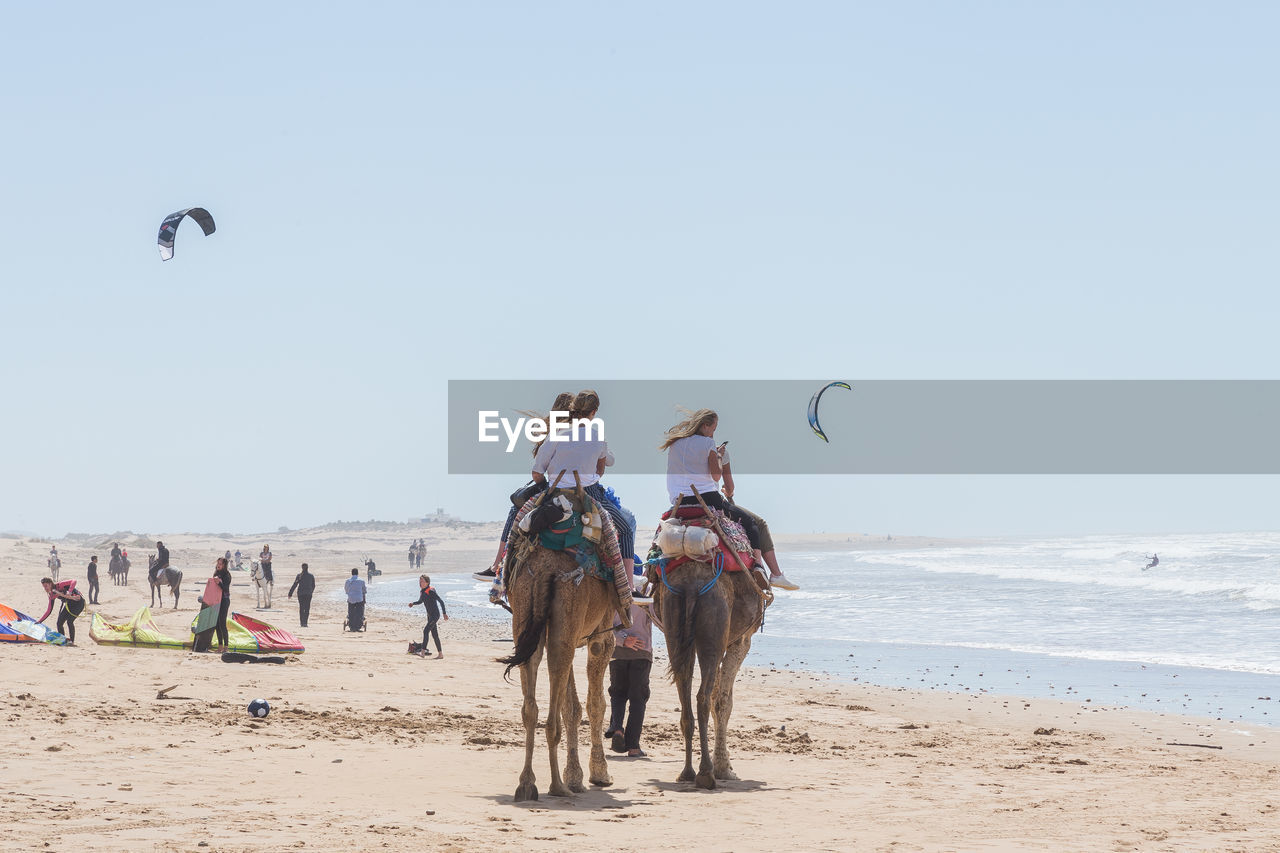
[666,435,719,503]
[534,436,611,489]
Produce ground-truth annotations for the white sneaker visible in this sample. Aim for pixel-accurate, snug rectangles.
[770,572,799,591]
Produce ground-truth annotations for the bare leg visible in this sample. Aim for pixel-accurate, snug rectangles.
[762,549,781,576]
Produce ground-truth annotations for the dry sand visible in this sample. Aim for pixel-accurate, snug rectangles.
[2,527,1279,852]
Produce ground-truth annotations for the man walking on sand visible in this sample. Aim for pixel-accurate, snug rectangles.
[288,563,315,628]
[344,567,367,632]
[86,556,100,605]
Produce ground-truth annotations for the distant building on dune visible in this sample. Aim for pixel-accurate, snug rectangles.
[411,508,460,524]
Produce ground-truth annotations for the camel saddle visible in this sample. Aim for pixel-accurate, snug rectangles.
[656,506,753,574]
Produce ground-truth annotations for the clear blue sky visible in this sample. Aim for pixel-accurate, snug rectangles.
[2,3,1277,537]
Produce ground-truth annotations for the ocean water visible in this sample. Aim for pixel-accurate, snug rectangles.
[363,533,1280,727]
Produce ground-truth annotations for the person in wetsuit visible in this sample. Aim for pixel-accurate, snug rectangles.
[288,563,315,627]
[213,557,233,652]
[1145,553,1159,570]
[38,577,85,644]
[408,574,448,659]
[86,556,100,604]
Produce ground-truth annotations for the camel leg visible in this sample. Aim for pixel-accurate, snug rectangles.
[694,643,721,790]
[514,646,543,802]
[543,635,572,798]
[561,668,585,793]
[586,630,613,787]
[712,635,751,781]
[676,664,697,783]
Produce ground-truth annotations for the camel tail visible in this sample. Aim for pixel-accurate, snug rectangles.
[498,569,555,680]
[666,586,699,684]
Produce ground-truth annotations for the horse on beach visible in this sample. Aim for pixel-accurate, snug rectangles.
[250,561,273,609]
[149,564,183,608]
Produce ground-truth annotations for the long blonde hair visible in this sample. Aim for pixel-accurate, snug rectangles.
[659,408,718,451]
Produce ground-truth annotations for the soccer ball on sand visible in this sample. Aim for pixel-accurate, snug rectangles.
[247,698,270,718]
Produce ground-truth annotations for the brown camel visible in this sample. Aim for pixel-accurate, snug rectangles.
[652,559,766,789]
[498,546,617,802]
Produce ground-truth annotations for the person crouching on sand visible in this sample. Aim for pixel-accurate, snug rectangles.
[38,577,85,645]
[409,575,448,659]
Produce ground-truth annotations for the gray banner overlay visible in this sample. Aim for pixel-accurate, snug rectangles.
[448,380,1280,475]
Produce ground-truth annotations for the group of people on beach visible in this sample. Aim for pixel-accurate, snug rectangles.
[408,539,426,569]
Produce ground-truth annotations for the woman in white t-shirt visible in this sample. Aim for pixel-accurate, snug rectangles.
[532,390,638,584]
[475,392,574,582]
[661,408,764,567]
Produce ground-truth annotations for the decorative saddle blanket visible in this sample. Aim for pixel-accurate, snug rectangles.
[509,489,632,607]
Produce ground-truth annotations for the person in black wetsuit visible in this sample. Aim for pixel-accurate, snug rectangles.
[1145,553,1159,570]
[408,574,448,659]
[288,563,315,627]
[86,556,100,605]
[39,577,84,644]
[213,557,233,652]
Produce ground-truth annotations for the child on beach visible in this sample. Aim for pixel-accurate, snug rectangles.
[409,575,448,659]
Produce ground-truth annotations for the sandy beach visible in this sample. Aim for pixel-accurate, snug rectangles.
[3,526,1279,852]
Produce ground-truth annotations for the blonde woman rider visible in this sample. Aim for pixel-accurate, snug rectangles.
[660,408,774,587]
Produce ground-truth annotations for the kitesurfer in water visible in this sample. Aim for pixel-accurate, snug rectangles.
[1145,553,1159,570]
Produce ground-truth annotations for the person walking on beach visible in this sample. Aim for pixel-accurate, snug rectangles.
[212,557,233,652]
[48,546,61,582]
[408,574,448,659]
[259,545,274,584]
[288,563,315,628]
[606,574,652,757]
[234,549,242,569]
[408,541,417,569]
[415,539,425,569]
[344,568,367,632]
[86,556,100,605]
[37,577,84,645]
